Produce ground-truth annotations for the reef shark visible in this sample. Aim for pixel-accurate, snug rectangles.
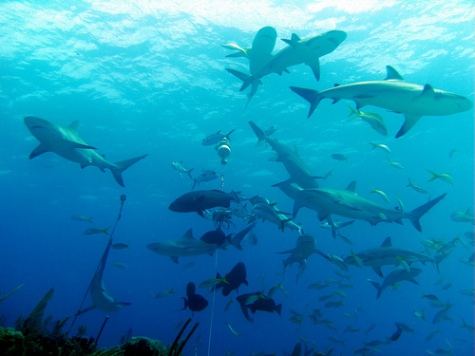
[290,65,473,137]
[281,181,446,232]
[279,234,317,271]
[249,121,321,188]
[345,236,442,277]
[24,116,148,186]
[368,266,422,299]
[147,228,237,263]
[227,30,347,98]
[223,26,277,102]
[89,237,132,312]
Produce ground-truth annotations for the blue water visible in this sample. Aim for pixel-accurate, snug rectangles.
[1,1,474,355]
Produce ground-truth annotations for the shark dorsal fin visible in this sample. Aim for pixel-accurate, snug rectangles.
[381,236,392,247]
[183,228,194,240]
[69,120,80,132]
[385,66,403,80]
[345,181,357,192]
[419,84,435,98]
[281,33,301,47]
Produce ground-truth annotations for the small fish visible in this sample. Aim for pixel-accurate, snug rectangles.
[111,243,129,250]
[171,161,194,179]
[224,297,234,311]
[450,209,474,224]
[387,159,404,169]
[155,288,174,299]
[413,309,426,320]
[71,215,94,223]
[199,277,229,289]
[192,170,218,190]
[112,262,127,269]
[327,336,345,345]
[244,292,266,305]
[370,188,389,203]
[425,329,442,342]
[344,325,360,333]
[84,227,109,236]
[227,322,239,336]
[422,293,439,301]
[448,148,457,158]
[427,170,454,185]
[202,129,235,146]
[331,153,348,161]
[268,282,288,298]
[369,142,391,153]
[348,107,387,136]
[406,178,428,194]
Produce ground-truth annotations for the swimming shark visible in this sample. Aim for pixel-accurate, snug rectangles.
[290,65,473,137]
[146,228,219,263]
[280,181,446,232]
[278,234,317,275]
[344,236,442,277]
[227,30,347,97]
[223,26,277,102]
[249,121,321,188]
[24,116,148,186]
[89,237,132,312]
[368,266,422,299]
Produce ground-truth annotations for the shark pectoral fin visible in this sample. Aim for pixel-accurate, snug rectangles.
[277,248,295,254]
[307,58,321,81]
[170,256,179,264]
[408,278,419,285]
[395,114,422,138]
[318,211,330,221]
[372,266,384,278]
[368,279,382,298]
[29,144,50,159]
[64,140,97,150]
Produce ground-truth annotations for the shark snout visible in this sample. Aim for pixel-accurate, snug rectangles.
[24,116,48,130]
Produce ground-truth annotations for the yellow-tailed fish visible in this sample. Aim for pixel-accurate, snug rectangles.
[227,323,239,336]
[370,188,389,203]
[427,170,454,185]
[155,288,174,299]
[199,277,228,289]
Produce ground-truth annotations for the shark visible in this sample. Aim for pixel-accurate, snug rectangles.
[227,30,347,98]
[223,26,277,102]
[278,181,446,232]
[368,266,422,299]
[24,116,148,186]
[278,234,317,276]
[89,237,132,312]
[290,65,473,138]
[249,121,321,188]
[344,236,442,277]
[147,228,220,263]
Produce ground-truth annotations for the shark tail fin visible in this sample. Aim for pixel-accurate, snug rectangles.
[248,121,267,146]
[111,154,148,187]
[407,193,446,232]
[226,68,262,92]
[289,86,322,118]
[368,279,382,299]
